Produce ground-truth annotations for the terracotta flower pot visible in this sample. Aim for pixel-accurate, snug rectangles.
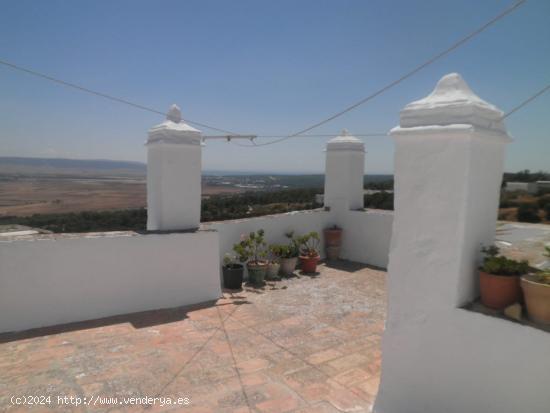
[324,227,343,247]
[479,271,521,310]
[247,261,268,285]
[326,246,341,261]
[300,255,320,274]
[280,257,298,276]
[521,275,550,325]
[222,264,244,290]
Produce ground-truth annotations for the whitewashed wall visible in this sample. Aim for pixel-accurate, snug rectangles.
[377,308,550,413]
[0,230,221,333]
[202,209,334,264]
[340,209,393,268]
[375,73,550,413]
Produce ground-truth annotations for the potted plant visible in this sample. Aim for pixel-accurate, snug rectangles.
[279,231,300,276]
[323,225,343,261]
[298,231,321,274]
[266,244,282,280]
[237,229,268,285]
[222,253,244,290]
[521,246,550,325]
[479,245,529,310]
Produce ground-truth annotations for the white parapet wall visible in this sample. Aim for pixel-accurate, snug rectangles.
[202,208,393,269]
[202,209,335,264]
[0,230,221,333]
[340,209,393,269]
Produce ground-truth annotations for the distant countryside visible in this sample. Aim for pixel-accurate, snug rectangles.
[0,157,548,233]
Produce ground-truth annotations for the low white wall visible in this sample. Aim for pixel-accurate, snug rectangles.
[0,230,221,333]
[340,210,393,268]
[201,209,335,264]
[376,309,550,413]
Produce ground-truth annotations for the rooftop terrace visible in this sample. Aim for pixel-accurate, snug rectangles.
[0,262,385,412]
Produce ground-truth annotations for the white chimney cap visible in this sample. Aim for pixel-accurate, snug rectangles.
[326,129,365,152]
[147,104,201,146]
[399,73,506,132]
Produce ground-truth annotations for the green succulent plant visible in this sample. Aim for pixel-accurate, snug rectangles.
[233,229,267,265]
[480,245,529,276]
[298,231,320,257]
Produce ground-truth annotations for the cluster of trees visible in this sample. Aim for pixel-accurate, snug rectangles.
[3,174,548,233]
[364,191,394,210]
[0,209,147,233]
[0,188,322,233]
[503,170,550,183]
[365,180,394,191]
[500,191,550,223]
[202,188,321,221]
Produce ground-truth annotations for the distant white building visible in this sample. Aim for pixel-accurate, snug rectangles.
[504,181,548,194]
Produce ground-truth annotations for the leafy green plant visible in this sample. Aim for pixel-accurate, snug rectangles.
[298,231,320,257]
[480,245,529,276]
[233,229,267,265]
[223,253,242,269]
[530,247,550,284]
[232,242,249,263]
[268,244,284,263]
[282,231,300,258]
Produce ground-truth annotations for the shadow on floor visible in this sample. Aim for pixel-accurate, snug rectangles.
[323,259,384,273]
[0,297,250,344]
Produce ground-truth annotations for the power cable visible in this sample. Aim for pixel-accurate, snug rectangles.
[0,0,530,143]
[0,58,238,135]
[233,80,550,147]
[235,0,527,148]
[502,84,550,119]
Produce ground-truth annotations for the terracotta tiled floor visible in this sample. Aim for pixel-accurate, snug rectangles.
[0,261,386,412]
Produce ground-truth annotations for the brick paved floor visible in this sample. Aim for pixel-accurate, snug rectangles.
[0,261,386,413]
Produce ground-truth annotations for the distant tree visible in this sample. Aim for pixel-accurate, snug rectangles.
[0,209,147,233]
[504,170,550,183]
[364,191,394,210]
[364,180,394,190]
[517,203,541,223]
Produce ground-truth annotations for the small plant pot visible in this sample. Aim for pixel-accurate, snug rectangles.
[280,257,298,276]
[521,275,550,325]
[300,255,320,274]
[479,271,522,310]
[222,264,244,290]
[324,227,343,247]
[266,262,281,280]
[247,261,268,285]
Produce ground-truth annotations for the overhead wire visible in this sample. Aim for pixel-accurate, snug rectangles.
[0,58,238,135]
[231,0,527,148]
[0,0,531,145]
[231,80,550,147]
[502,84,550,119]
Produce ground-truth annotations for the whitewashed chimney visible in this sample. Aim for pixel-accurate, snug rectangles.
[146,104,202,231]
[375,73,512,413]
[324,129,365,214]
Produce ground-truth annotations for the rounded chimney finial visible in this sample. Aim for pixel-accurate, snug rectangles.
[167,104,182,123]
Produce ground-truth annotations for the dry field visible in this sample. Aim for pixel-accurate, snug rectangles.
[0,178,243,217]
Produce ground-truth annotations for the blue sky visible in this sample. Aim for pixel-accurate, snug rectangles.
[0,0,548,173]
